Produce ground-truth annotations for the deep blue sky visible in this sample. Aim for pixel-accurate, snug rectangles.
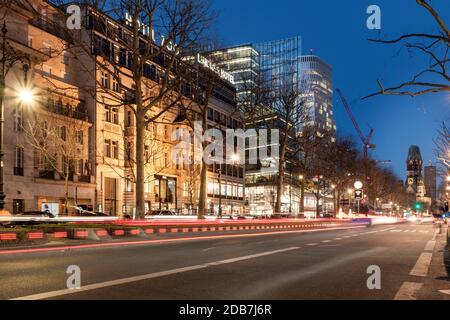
[212,0,450,179]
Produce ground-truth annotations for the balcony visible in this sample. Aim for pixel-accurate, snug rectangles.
[43,100,89,122]
[38,170,55,180]
[30,17,69,41]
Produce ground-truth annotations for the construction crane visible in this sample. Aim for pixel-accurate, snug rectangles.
[336,88,376,162]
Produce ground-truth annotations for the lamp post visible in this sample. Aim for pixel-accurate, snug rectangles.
[230,153,239,215]
[0,22,31,213]
[354,181,363,215]
[331,184,336,217]
[299,174,304,217]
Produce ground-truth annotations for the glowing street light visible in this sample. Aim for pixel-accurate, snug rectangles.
[354,181,363,190]
[18,89,34,104]
[231,153,240,162]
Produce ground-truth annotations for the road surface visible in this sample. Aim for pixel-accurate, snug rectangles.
[1,222,449,300]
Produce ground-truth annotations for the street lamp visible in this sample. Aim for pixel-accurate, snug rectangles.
[19,89,34,104]
[331,184,336,217]
[230,153,239,215]
[354,181,363,215]
[299,174,305,217]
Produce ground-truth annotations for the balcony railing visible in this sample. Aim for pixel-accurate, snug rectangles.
[78,176,92,183]
[38,170,55,180]
[30,18,68,41]
[42,101,89,122]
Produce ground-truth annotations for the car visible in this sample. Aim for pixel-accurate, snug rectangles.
[151,210,177,216]
[217,215,234,220]
[16,211,55,218]
[3,211,55,226]
[75,211,109,217]
[319,213,334,219]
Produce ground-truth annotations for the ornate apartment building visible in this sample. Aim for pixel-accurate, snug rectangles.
[1,0,244,216]
[2,1,95,215]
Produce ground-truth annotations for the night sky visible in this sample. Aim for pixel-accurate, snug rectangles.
[211,0,450,179]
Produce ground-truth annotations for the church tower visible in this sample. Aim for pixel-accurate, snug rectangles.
[406,146,426,202]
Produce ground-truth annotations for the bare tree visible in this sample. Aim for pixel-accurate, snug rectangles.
[24,100,90,215]
[435,122,450,169]
[48,0,216,218]
[365,0,449,98]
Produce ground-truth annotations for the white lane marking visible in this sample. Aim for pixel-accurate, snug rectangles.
[404,230,410,233]
[394,282,423,300]
[432,230,439,241]
[334,238,343,240]
[390,230,402,233]
[424,241,436,252]
[11,247,300,300]
[409,252,433,277]
[306,243,318,246]
[321,240,332,243]
[439,290,450,295]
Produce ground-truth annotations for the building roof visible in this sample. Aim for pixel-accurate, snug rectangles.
[407,145,423,162]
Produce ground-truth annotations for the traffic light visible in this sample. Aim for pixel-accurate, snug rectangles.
[414,202,423,210]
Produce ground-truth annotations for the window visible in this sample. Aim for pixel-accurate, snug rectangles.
[126,110,132,127]
[125,141,132,161]
[144,145,150,162]
[14,146,24,176]
[76,131,83,144]
[59,126,66,141]
[101,72,110,88]
[112,74,120,92]
[104,139,111,158]
[112,141,119,159]
[144,180,151,193]
[125,177,133,192]
[104,107,119,124]
[76,159,83,176]
[62,52,70,65]
[14,105,23,132]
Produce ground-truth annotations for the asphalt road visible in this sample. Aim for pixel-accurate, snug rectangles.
[1,222,449,300]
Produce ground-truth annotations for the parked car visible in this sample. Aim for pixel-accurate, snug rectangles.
[151,210,177,216]
[75,211,109,217]
[3,211,55,226]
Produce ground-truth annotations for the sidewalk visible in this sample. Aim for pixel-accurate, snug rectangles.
[417,225,450,300]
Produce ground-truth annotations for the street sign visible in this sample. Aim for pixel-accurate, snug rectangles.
[355,190,363,201]
[340,199,350,206]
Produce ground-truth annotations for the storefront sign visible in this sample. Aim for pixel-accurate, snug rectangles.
[124,12,179,54]
[197,54,235,84]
